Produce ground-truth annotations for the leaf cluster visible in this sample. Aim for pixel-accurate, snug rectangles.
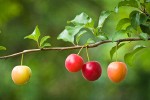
[57,11,112,45]
[57,0,150,66]
[24,26,51,48]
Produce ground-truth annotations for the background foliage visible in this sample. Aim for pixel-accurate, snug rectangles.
[0,0,150,100]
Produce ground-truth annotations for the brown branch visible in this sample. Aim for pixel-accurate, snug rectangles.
[0,37,149,59]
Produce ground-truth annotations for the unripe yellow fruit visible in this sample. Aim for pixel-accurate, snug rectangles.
[11,65,32,85]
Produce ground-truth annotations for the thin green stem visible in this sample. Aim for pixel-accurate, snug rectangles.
[21,54,24,66]
[86,46,90,62]
[37,41,40,48]
[77,46,84,55]
[115,42,119,62]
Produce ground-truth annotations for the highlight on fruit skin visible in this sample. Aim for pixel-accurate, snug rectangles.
[11,65,32,85]
[107,62,127,83]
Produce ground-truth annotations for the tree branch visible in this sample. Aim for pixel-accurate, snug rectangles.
[0,37,149,59]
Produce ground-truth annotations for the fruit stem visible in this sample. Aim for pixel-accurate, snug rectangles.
[21,54,24,66]
[86,46,90,62]
[78,46,84,55]
[115,42,119,62]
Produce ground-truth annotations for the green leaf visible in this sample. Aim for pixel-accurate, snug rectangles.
[116,18,130,30]
[125,25,135,37]
[110,43,126,59]
[85,17,94,27]
[118,0,139,8]
[130,11,148,31]
[40,36,50,47]
[84,18,95,32]
[140,22,150,34]
[98,11,112,28]
[86,38,95,44]
[97,34,108,41]
[115,0,139,13]
[139,32,149,40]
[124,45,146,66]
[0,46,6,50]
[57,25,83,44]
[92,28,99,36]
[24,26,41,42]
[139,13,148,24]
[41,43,51,48]
[69,12,92,25]
[112,30,128,41]
[76,30,87,44]
[130,11,140,30]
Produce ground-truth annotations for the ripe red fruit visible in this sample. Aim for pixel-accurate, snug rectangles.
[65,54,84,72]
[107,62,127,83]
[82,61,102,81]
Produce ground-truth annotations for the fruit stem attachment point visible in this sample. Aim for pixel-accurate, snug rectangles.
[86,46,90,62]
[21,54,24,66]
[77,46,84,55]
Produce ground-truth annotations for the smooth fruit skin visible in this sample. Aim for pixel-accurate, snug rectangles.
[82,61,102,81]
[65,54,84,72]
[11,65,32,85]
[107,62,127,83]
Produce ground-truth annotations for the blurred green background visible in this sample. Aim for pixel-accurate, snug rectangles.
[0,0,150,100]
